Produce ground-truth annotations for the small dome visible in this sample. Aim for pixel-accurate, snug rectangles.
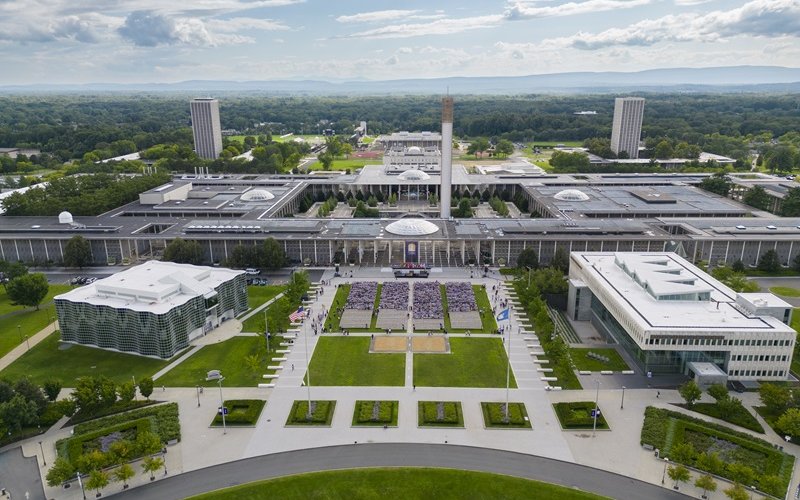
[58,211,73,224]
[397,169,431,181]
[554,189,590,202]
[240,189,275,202]
[385,219,440,236]
[407,146,422,154]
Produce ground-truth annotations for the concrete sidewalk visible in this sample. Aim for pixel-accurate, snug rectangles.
[0,320,58,372]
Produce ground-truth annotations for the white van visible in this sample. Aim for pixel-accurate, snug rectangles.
[245,268,261,275]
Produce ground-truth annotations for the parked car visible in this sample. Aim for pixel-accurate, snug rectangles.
[245,268,261,275]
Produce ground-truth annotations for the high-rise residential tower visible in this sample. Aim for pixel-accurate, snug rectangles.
[610,97,645,159]
[190,98,223,160]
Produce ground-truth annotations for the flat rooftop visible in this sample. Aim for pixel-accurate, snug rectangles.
[572,252,794,333]
[55,260,243,314]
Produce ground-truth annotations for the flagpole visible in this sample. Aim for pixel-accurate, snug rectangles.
[505,316,511,418]
[304,308,312,418]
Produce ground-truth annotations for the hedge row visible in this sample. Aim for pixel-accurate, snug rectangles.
[355,401,394,424]
[419,402,462,426]
[74,402,181,443]
[482,402,530,427]
[676,402,764,433]
[553,402,609,429]
[289,401,335,424]
[213,400,266,426]
[64,418,152,467]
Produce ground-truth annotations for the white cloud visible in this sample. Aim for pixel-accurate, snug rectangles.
[337,10,421,23]
[673,0,713,5]
[339,14,504,39]
[206,17,289,32]
[504,0,653,19]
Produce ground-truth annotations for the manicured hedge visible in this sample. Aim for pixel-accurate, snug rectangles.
[287,400,335,426]
[67,400,157,426]
[674,402,764,433]
[74,402,181,443]
[481,402,531,428]
[418,401,463,427]
[353,400,397,426]
[553,402,609,430]
[212,399,266,426]
[64,418,152,467]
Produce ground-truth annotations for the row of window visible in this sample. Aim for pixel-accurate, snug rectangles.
[648,337,793,347]
[731,354,789,362]
[730,369,785,377]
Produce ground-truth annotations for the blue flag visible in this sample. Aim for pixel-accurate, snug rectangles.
[496,308,509,321]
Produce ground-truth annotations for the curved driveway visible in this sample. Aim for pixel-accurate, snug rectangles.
[116,443,688,499]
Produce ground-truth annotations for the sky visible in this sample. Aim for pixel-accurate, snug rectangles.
[0,0,798,84]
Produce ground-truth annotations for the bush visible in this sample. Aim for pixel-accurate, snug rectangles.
[40,400,77,426]
[63,418,152,468]
[553,402,609,429]
[212,399,265,426]
[287,401,335,425]
[353,401,397,425]
[418,401,462,426]
[481,402,531,428]
[677,402,764,433]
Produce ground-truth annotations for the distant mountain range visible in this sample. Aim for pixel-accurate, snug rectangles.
[2,66,800,94]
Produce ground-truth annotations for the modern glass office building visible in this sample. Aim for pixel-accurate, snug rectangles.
[567,252,795,382]
[55,261,247,358]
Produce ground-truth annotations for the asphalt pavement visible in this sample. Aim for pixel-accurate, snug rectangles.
[0,447,45,500]
[114,443,689,500]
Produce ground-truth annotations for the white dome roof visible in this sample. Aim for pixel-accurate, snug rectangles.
[407,146,422,154]
[554,189,590,202]
[58,211,73,224]
[240,189,275,202]
[385,219,440,236]
[397,169,431,181]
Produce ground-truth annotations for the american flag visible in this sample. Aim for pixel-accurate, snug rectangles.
[289,306,304,322]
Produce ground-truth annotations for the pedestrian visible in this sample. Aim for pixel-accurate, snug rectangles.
[413,384,416,391]
[162,386,165,392]
[656,391,660,398]
[291,363,295,371]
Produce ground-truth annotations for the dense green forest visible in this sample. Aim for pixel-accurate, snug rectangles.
[1,93,798,162]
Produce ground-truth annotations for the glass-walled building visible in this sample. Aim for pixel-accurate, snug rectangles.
[567,252,795,382]
[55,261,247,359]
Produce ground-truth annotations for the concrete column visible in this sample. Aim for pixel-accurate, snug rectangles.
[440,97,453,218]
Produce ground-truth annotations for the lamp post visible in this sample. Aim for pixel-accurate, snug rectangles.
[24,335,30,351]
[661,457,669,485]
[17,324,21,344]
[76,471,86,500]
[620,386,626,410]
[217,376,227,435]
[38,440,45,466]
[592,379,600,437]
[196,385,201,407]
[132,375,137,401]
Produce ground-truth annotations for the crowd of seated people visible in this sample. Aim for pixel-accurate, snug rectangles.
[344,281,378,310]
[413,282,443,319]
[379,282,409,310]
[445,282,477,312]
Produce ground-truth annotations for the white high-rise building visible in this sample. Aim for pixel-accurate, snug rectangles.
[190,98,223,160]
[610,97,645,159]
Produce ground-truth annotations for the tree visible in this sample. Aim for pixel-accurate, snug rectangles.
[456,198,473,218]
[670,442,695,464]
[162,238,204,265]
[63,235,93,268]
[759,475,784,497]
[723,483,749,500]
[706,383,729,403]
[261,238,286,270]
[86,469,109,497]
[117,381,135,404]
[776,408,800,437]
[14,377,47,413]
[6,273,49,309]
[743,185,771,211]
[759,383,790,413]
[467,137,490,157]
[46,456,75,487]
[494,139,514,158]
[695,451,724,475]
[72,376,102,414]
[549,247,569,274]
[516,248,539,270]
[0,394,39,432]
[317,151,333,170]
[98,377,117,409]
[700,173,732,197]
[726,463,755,486]
[654,140,674,159]
[757,249,781,273]
[781,187,800,217]
[667,464,690,490]
[138,377,154,400]
[695,474,717,499]
[113,463,135,490]
[679,380,702,408]
[550,150,591,170]
[141,456,164,481]
[731,259,745,272]
[43,379,62,402]
[135,431,163,457]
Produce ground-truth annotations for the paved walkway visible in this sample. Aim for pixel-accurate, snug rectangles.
[113,443,688,500]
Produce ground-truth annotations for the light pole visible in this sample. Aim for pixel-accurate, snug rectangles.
[196,385,201,407]
[620,386,626,410]
[304,313,312,419]
[661,457,669,485]
[217,376,227,435]
[505,315,511,418]
[264,309,270,354]
[132,375,137,401]
[38,440,45,466]
[76,471,86,500]
[24,335,30,351]
[17,324,21,344]
[592,379,600,437]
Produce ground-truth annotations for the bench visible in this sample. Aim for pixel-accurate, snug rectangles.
[540,376,558,381]
[271,357,287,362]
[267,365,283,370]
[579,370,592,375]
[537,368,553,373]
[276,349,291,353]
[258,383,275,388]
[262,374,279,379]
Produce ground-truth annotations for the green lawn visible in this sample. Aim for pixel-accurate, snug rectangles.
[0,283,73,358]
[158,336,273,387]
[414,338,516,388]
[187,468,609,500]
[307,337,405,386]
[306,158,382,172]
[0,332,171,385]
[441,285,498,334]
[323,284,382,333]
[246,285,285,310]
[770,286,800,297]
[569,348,630,372]
[553,402,609,430]
[241,292,303,334]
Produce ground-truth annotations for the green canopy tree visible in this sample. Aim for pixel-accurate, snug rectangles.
[757,249,781,273]
[667,464,691,490]
[0,394,39,432]
[516,248,539,270]
[46,457,75,487]
[43,379,62,402]
[138,377,154,400]
[723,483,749,500]
[113,463,135,490]
[743,185,771,211]
[699,172,732,197]
[141,456,164,481]
[261,238,286,270]
[162,238,204,265]
[759,383,791,414]
[776,408,800,437]
[7,273,49,309]
[494,139,514,158]
[549,247,569,274]
[679,380,702,408]
[694,474,717,499]
[86,469,109,497]
[63,235,93,268]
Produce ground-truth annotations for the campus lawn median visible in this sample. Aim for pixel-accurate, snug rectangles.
[418,401,464,428]
[481,402,532,429]
[286,400,336,426]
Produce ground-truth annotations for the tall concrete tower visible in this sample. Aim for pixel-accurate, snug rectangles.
[190,98,223,160]
[440,97,453,219]
[610,97,645,159]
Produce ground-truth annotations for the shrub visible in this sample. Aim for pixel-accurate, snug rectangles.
[74,403,180,443]
[553,402,609,429]
[354,401,396,425]
[40,400,77,426]
[288,401,334,424]
[481,402,531,428]
[62,418,153,468]
[418,401,462,426]
[212,399,265,426]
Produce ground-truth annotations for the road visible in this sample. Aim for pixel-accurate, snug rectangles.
[115,443,688,500]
